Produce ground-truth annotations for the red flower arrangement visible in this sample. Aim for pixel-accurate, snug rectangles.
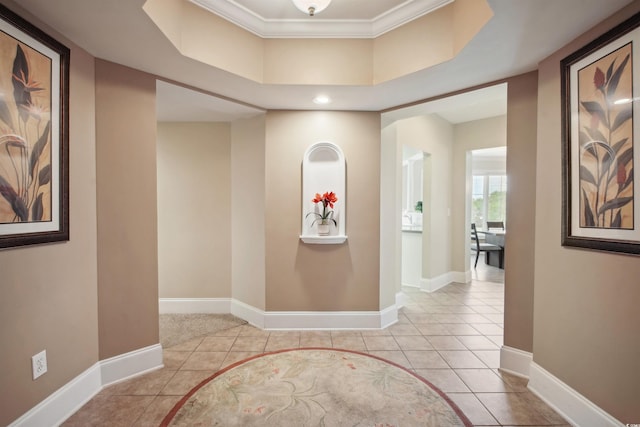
[306,191,338,226]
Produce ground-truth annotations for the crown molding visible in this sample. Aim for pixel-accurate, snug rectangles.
[189,0,453,38]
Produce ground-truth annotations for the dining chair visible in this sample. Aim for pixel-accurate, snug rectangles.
[470,223,503,268]
[486,221,505,231]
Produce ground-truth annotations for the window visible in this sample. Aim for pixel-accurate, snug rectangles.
[402,153,423,213]
[472,175,507,229]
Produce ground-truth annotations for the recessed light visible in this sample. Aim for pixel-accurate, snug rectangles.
[313,95,331,105]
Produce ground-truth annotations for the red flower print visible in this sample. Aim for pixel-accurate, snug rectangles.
[593,67,605,89]
[617,161,627,185]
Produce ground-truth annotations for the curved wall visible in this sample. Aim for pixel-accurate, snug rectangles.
[95,60,159,359]
[0,3,99,424]
[264,111,382,311]
[534,2,640,421]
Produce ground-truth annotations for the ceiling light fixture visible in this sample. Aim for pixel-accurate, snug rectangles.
[292,0,332,16]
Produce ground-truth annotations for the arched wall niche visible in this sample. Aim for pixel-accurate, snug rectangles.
[300,141,347,244]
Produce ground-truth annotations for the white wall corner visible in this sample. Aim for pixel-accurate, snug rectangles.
[528,362,625,427]
[231,298,265,329]
[380,304,398,329]
[499,345,532,378]
[395,291,409,309]
[100,344,164,386]
[158,298,232,314]
[420,272,453,292]
[451,270,469,284]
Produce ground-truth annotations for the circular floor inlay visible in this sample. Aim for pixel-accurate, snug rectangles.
[161,348,472,426]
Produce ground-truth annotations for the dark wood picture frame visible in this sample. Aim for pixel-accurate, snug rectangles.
[561,12,640,255]
[0,5,69,249]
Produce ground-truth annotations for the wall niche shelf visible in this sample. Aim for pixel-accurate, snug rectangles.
[300,142,347,245]
[300,235,347,244]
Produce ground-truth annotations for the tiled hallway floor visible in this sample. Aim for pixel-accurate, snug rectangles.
[63,264,569,426]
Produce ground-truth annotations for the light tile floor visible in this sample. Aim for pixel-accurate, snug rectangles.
[63,261,569,426]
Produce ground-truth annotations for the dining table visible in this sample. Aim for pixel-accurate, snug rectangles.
[483,230,505,268]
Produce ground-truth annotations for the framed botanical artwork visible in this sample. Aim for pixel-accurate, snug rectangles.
[0,5,69,249]
[561,12,640,255]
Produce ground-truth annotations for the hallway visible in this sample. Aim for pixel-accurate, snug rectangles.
[63,273,568,426]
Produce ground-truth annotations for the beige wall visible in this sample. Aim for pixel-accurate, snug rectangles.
[382,111,507,297]
[374,6,453,84]
[4,1,639,424]
[373,0,492,84]
[396,114,454,279]
[144,0,264,83]
[180,1,264,83]
[452,0,494,55]
[145,0,491,86]
[231,115,267,309]
[503,72,538,353]
[380,124,403,302]
[450,81,537,356]
[0,3,99,425]
[264,111,381,311]
[534,2,640,421]
[157,122,232,298]
[451,114,507,273]
[95,60,159,359]
[264,39,373,86]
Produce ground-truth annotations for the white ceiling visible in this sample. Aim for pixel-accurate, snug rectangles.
[382,83,507,126]
[12,0,634,122]
[190,0,453,37]
[226,0,423,20]
[473,146,507,158]
[156,81,264,122]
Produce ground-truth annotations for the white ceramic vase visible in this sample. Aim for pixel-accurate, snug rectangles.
[317,222,330,236]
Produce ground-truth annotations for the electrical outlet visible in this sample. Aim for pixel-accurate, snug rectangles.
[32,350,47,380]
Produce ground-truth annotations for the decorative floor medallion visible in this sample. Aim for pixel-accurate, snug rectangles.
[161,348,472,426]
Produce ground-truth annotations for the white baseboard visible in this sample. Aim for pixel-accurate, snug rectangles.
[528,362,624,427]
[162,297,400,329]
[9,344,163,427]
[452,270,470,284]
[230,299,265,329]
[228,298,400,330]
[420,272,453,292]
[395,291,409,309]
[380,304,398,328]
[499,345,532,378]
[100,344,163,386]
[159,298,232,314]
[263,306,398,330]
[9,363,102,427]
